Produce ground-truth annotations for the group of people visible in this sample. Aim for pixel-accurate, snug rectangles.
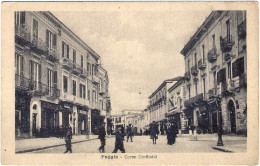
[63,121,179,154]
[149,121,178,145]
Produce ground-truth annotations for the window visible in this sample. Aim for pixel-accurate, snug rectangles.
[46,30,56,50]
[188,59,190,72]
[72,80,77,96]
[92,90,96,102]
[67,44,70,59]
[80,84,86,99]
[47,69,53,94]
[194,53,197,66]
[195,83,198,95]
[73,50,76,63]
[87,89,90,100]
[202,45,205,63]
[228,61,231,79]
[203,77,206,97]
[33,19,38,40]
[63,76,68,92]
[15,54,23,75]
[188,87,191,99]
[87,62,91,76]
[226,20,231,42]
[81,55,83,68]
[213,72,217,94]
[15,12,25,26]
[29,60,41,90]
[62,42,69,58]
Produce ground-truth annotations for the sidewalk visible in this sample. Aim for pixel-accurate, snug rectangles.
[177,133,247,153]
[16,135,113,153]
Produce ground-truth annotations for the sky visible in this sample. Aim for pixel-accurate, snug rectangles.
[52,10,212,115]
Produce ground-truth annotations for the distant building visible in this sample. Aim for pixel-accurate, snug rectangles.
[181,11,247,134]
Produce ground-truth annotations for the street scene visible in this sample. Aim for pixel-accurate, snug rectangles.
[15,10,247,154]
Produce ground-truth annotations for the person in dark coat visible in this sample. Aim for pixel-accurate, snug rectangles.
[64,126,72,153]
[112,126,125,153]
[98,122,106,153]
[126,124,133,142]
[168,123,177,145]
[150,121,159,144]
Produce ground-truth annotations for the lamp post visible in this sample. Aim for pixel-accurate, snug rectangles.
[216,95,224,146]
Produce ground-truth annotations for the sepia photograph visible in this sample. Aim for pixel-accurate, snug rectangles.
[1,2,258,165]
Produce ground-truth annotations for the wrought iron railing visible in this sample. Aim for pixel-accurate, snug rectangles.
[31,35,48,53]
[238,20,246,40]
[15,74,30,90]
[220,35,234,53]
[191,65,198,76]
[198,58,206,70]
[207,47,217,63]
[15,24,31,43]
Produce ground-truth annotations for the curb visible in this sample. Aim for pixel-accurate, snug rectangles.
[16,136,114,154]
[212,146,233,153]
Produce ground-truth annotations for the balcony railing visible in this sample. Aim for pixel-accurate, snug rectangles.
[207,47,217,63]
[72,63,83,75]
[62,58,73,71]
[239,72,247,87]
[220,35,234,53]
[184,71,191,80]
[46,46,59,62]
[15,24,31,46]
[47,86,60,98]
[184,93,203,108]
[208,88,216,99]
[191,65,198,76]
[15,74,30,90]
[80,68,88,79]
[224,52,232,61]
[99,88,106,96]
[92,75,99,85]
[31,36,48,54]
[29,81,48,95]
[238,20,246,40]
[198,59,206,70]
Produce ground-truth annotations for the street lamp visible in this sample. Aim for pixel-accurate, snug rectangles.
[215,95,224,146]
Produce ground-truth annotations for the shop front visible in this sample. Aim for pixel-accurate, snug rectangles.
[91,109,101,134]
[77,105,88,135]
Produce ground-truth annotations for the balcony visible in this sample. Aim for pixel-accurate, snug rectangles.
[62,58,73,71]
[184,93,204,108]
[184,71,191,80]
[224,52,232,61]
[29,81,48,96]
[191,65,198,76]
[31,36,48,54]
[80,68,88,79]
[220,35,234,53]
[198,59,206,70]
[46,46,59,62]
[72,63,83,75]
[15,24,31,46]
[47,86,60,98]
[92,75,99,85]
[239,73,247,87]
[15,74,30,90]
[207,48,217,63]
[238,20,246,40]
[99,88,106,96]
[207,88,216,99]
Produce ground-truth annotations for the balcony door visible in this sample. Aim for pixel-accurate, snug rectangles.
[29,60,41,90]
[15,12,25,27]
[46,30,56,51]
[33,19,38,45]
[47,69,53,95]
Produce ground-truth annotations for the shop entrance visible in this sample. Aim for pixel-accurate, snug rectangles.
[32,113,37,136]
[228,100,236,133]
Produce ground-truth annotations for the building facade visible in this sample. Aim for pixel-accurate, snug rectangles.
[167,78,189,133]
[181,11,247,134]
[15,11,111,138]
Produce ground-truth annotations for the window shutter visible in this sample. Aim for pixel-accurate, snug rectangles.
[29,60,33,80]
[53,71,57,88]
[62,42,65,57]
[46,30,49,48]
[21,12,25,25]
[21,56,24,76]
[232,57,244,78]
[39,64,41,83]
[53,34,57,47]
[67,45,70,59]
[84,86,86,99]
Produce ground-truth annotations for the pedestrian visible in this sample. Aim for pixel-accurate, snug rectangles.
[150,121,159,144]
[126,124,133,142]
[166,123,171,145]
[140,129,142,136]
[98,122,106,153]
[64,126,72,153]
[112,126,125,153]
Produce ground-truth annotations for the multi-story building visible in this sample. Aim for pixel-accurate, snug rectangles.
[15,11,111,138]
[181,11,247,134]
[147,77,182,134]
[111,114,124,133]
[167,77,189,133]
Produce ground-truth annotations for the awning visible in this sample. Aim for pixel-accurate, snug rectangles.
[183,108,193,118]
[166,110,182,117]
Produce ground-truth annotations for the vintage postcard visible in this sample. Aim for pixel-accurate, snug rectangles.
[1,2,259,165]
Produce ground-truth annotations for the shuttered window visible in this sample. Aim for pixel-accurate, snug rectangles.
[232,57,244,78]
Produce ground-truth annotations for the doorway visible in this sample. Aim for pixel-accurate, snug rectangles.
[228,100,236,133]
[32,113,37,136]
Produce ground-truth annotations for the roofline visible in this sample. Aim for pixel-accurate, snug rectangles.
[148,80,173,99]
[180,11,224,56]
[44,12,100,60]
[168,79,184,93]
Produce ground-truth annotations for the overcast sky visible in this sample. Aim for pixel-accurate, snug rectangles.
[52,10,212,115]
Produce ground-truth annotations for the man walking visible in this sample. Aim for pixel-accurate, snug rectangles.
[126,124,133,142]
[98,122,106,153]
[112,126,125,153]
[64,126,72,153]
[150,121,159,144]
